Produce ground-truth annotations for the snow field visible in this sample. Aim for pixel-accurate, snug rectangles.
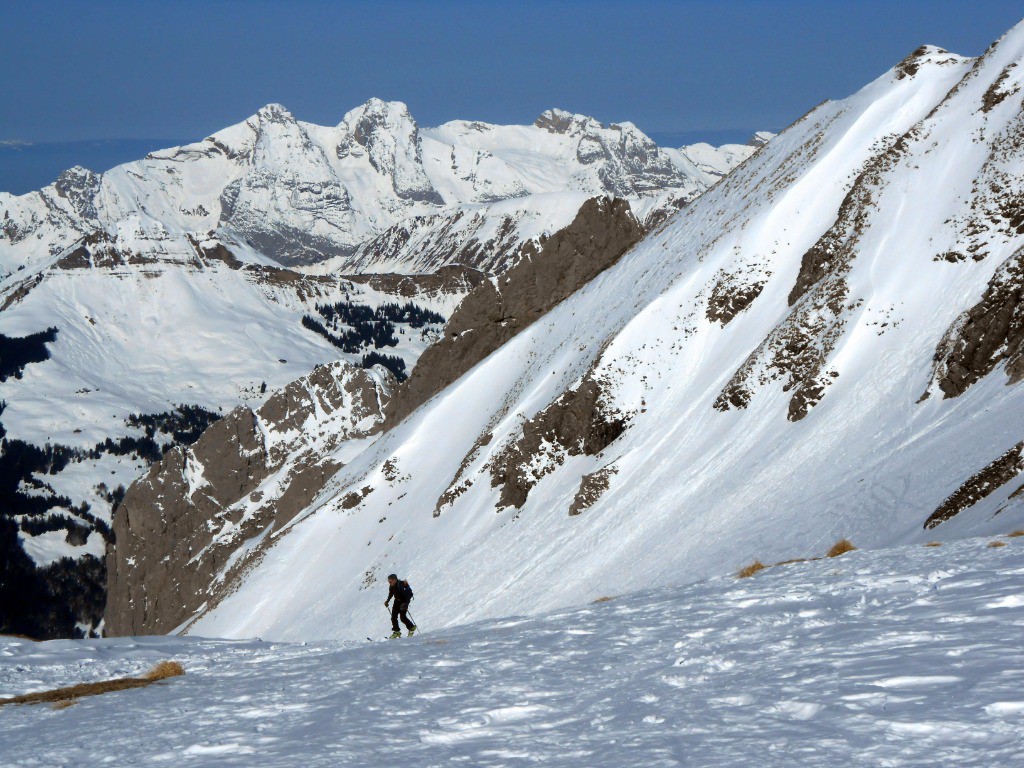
[2,535,1023,766]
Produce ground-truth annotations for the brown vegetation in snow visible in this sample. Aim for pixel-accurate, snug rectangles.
[826,538,857,558]
[0,661,184,708]
[737,561,767,579]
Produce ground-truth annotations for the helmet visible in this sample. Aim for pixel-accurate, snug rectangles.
[387,573,398,581]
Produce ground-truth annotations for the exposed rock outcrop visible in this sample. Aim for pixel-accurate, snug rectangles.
[385,197,642,428]
[924,441,1024,528]
[705,264,771,326]
[489,374,629,511]
[346,264,488,298]
[569,464,618,517]
[928,244,1024,398]
[104,363,392,635]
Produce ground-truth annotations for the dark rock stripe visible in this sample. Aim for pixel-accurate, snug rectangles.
[925,441,1024,528]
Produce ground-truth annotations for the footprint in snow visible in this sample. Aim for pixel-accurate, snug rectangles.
[985,595,1024,609]
[419,704,554,744]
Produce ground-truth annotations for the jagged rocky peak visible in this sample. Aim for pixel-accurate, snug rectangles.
[534,108,704,195]
[200,103,303,165]
[340,97,417,140]
[893,43,966,80]
[534,107,603,135]
[54,165,100,195]
[254,102,297,124]
[337,98,442,204]
[52,165,101,221]
[534,108,655,147]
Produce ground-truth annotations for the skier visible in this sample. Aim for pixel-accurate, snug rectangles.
[384,573,417,639]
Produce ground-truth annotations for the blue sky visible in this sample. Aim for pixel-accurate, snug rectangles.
[2,1,1022,144]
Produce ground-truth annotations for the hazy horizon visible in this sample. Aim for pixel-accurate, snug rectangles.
[3,1,1021,193]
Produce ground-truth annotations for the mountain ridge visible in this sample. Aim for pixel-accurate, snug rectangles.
[1,100,766,275]
[163,28,1024,643]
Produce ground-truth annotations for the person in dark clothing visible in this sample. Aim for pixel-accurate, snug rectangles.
[385,573,416,638]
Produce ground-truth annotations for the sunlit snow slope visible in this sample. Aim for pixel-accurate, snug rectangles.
[189,28,1024,642]
[4,536,1024,767]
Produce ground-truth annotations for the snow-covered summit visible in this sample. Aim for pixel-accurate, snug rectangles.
[0,100,762,273]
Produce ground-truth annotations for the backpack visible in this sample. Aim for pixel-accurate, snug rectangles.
[397,580,414,602]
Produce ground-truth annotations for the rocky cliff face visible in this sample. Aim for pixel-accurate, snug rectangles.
[385,197,643,428]
[104,362,392,636]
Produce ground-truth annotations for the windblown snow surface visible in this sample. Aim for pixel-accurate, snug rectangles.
[186,26,1024,644]
[3,536,1024,766]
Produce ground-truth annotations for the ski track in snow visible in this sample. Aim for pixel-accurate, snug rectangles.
[2,536,1023,766]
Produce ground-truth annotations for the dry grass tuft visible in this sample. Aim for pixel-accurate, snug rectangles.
[826,539,857,558]
[737,560,767,578]
[0,660,185,708]
[145,661,185,680]
[592,596,615,603]
[988,540,1007,548]
[924,541,943,547]
[51,700,76,711]
[1007,530,1024,538]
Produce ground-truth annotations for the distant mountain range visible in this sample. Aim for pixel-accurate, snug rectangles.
[0,130,771,198]
[0,101,767,272]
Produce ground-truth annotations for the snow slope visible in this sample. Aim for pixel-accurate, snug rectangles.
[3,536,1024,766]
[186,28,1024,643]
